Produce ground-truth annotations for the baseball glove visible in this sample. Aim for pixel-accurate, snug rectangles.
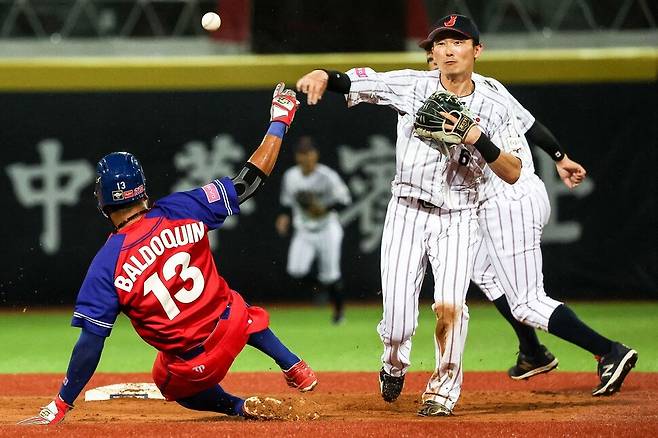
[295,191,327,218]
[295,191,316,210]
[414,91,477,144]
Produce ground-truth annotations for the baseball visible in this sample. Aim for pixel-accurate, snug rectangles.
[201,12,221,31]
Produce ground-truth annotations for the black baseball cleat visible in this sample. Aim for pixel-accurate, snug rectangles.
[379,368,405,402]
[508,345,559,380]
[592,342,638,396]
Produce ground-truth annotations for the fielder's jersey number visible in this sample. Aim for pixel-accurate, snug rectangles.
[143,251,204,320]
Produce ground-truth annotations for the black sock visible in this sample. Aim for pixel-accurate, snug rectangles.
[547,304,613,356]
[326,280,345,318]
[492,296,542,356]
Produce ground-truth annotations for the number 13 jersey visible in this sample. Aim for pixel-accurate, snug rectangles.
[71,177,240,353]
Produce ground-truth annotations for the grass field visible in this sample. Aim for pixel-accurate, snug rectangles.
[1,301,656,374]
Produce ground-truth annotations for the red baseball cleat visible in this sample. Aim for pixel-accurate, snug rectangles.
[283,360,318,392]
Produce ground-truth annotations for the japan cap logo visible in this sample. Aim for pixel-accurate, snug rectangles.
[444,15,457,27]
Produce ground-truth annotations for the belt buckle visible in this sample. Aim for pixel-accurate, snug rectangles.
[419,199,435,209]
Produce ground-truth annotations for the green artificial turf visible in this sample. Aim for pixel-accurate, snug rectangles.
[1,302,656,374]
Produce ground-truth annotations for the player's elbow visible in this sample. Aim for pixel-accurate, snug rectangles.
[503,168,521,184]
[500,157,521,185]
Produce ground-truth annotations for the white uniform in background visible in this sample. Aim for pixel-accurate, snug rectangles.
[346,67,526,411]
[470,74,563,330]
[280,163,351,284]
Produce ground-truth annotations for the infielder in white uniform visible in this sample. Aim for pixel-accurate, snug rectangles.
[275,136,352,324]
[420,18,638,395]
[425,48,560,379]
[296,16,525,416]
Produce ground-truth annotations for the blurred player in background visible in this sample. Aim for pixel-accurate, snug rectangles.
[275,136,351,324]
[421,18,638,392]
[296,16,525,416]
[19,83,318,425]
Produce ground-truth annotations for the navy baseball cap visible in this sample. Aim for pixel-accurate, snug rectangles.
[418,14,480,50]
[294,136,318,153]
[95,152,147,215]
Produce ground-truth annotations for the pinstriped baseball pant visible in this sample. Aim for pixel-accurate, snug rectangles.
[473,178,562,331]
[378,196,478,411]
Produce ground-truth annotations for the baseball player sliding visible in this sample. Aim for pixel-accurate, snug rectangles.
[19,83,317,425]
[297,17,526,416]
[420,19,637,392]
[276,136,351,324]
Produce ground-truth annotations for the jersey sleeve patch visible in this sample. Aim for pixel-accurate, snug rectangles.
[201,182,221,203]
[154,176,239,230]
[354,67,368,78]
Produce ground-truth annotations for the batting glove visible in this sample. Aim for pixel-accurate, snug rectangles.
[270,82,300,128]
[18,394,73,425]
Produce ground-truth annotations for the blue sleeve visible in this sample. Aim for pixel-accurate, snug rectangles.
[71,234,123,338]
[59,329,105,405]
[154,177,241,230]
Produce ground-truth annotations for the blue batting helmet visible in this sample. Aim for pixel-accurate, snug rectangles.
[94,152,147,215]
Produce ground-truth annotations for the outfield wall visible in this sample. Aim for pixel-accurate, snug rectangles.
[1,49,656,306]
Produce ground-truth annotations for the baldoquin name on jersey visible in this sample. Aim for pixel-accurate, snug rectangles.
[115,221,205,292]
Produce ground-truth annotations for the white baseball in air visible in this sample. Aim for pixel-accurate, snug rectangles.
[201,12,221,31]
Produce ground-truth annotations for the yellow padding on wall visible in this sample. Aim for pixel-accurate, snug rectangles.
[0,47,655,91]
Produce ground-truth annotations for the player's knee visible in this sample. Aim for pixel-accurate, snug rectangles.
[380,325,415,346]
[432,301,465,323]
[432,302,467,343]
[388,329,414,345]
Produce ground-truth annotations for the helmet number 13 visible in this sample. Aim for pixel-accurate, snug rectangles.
[143,251,204,320]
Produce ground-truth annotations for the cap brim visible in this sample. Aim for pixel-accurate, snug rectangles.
[418,27,475,50]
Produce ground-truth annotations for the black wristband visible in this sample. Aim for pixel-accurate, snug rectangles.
[321,69,351,94]
[473,134,501,163]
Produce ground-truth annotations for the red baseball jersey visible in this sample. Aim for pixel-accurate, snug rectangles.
[72,177,240,352]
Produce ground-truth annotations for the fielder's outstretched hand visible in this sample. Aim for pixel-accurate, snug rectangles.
[18,395,72,425]
[270,82,300,129]
[555,155,586,189]
[296,70,328,105]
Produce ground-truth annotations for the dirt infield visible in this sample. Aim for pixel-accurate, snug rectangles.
[1,371,657,437]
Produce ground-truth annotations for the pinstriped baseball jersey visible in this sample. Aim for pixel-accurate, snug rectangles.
[471,74,538,202]
[345,67,527,210]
